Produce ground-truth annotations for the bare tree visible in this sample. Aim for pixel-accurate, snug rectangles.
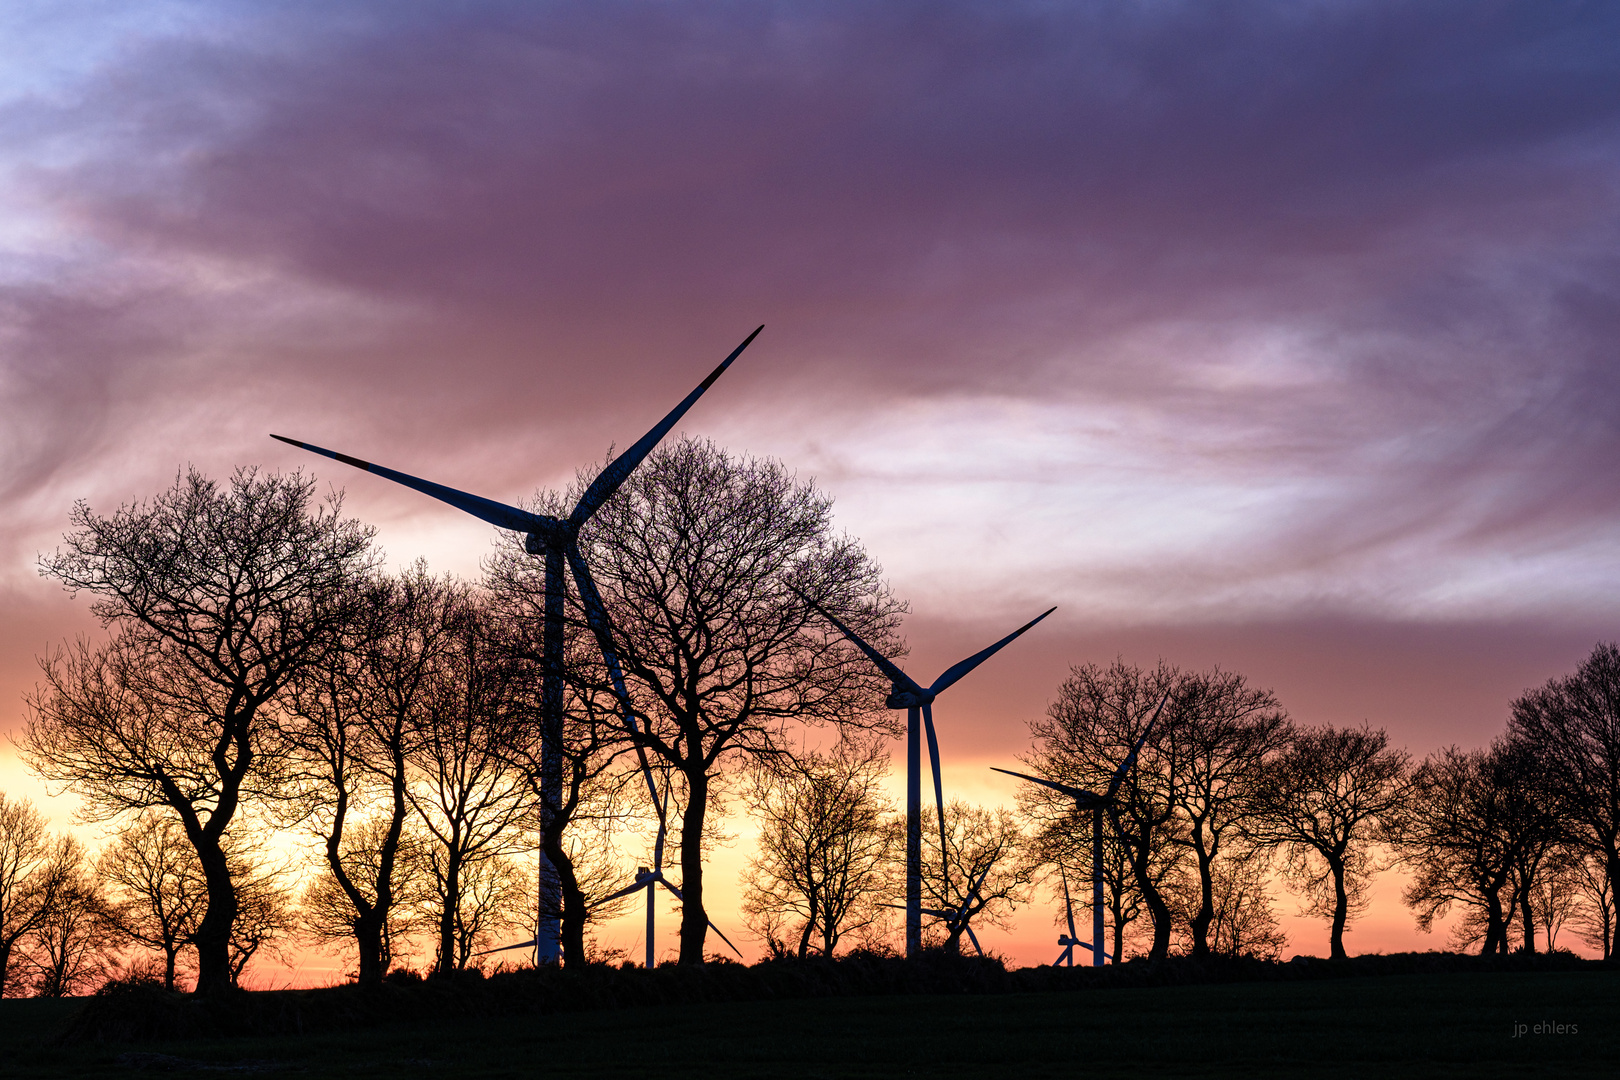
[435,852,533,971]
[1567,848,1617,958]
[22,836,111,997]
[919,800,1032,956]
[0,795,72,997]
[1396,741,1556,954]
[1507,642,1620,956]
[741,738,897,959]
[582,438,902,963]
[1247,724,1410,959]
[279,563,464,985]
[96,812,207,990]
[1021,660,1189,960]
[407,605,532,976]
[301,814,434,977]
[1189,851,1288,960]
[1166,670,1289,958]
[25,468,374,994]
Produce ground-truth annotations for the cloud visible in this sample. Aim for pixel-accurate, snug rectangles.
[3,0,1620,625]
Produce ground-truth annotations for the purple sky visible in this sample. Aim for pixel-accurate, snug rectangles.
[3,0,1619,965]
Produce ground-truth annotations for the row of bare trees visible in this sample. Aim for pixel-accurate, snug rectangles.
[1006,647,1620,963]
[16,439,900,993]
[15,442,1618,992]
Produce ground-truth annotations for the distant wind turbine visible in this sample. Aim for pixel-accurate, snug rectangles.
[592,791,743,965]
[273,326,762,964]
[1054,864,1109,966]
[992,690,1170,967]
[801,596,1054,958]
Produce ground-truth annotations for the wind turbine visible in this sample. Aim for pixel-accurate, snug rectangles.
[801,596,1054,958]
[1054,864,1109,966]
[592,775,744,965]
[273,326,762,964]
[991,690,1169,967]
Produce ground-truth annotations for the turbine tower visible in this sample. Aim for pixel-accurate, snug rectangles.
[273,326,762,964]
[992,690,1169,967]
[803,597,1054,958]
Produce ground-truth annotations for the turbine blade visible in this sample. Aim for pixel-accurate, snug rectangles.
[569,326,763,529]
[794,588,923,696]
[1061,866,1078,939]
[706,918,745,959]
[566,543,666,812]
[593,879,652,907]
[922,703,949,887]
[657,878,684,901]
[1057,945,1073,967]
[990,767,1101,806]
[1104,689,1173,801]
[964,924,984,957]
[927,607,1055,695]
[270,435,542,534]
[475,939,537,956]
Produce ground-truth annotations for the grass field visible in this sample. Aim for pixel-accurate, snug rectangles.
[1,971,1614,1078]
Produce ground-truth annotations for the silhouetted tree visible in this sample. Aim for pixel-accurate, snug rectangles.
[582,438,902,963]
[1166,670,1288,958]
[1176,850,1287,960]
[436,851,533,971]
[21,836,110,997]
[96,812,206,990]
[279,564,462,985]
[741,738,896,959]
[25,469,374,993]
[1396,741,1556,954]
[1567,849,1617,958]
[301,814,433,976]
[1247,724,1410,959]
[1507,642,1620,956]
[1020,661,1190,960]
[224,853,296,988]
[0,795,72,998]
[407,606,532,976]
[919,800,1032,955]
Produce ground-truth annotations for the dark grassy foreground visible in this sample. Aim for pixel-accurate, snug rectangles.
[2,962,1616,1078]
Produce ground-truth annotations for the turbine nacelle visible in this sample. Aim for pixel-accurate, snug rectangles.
[524,517,574,555]
[886,686,935,710]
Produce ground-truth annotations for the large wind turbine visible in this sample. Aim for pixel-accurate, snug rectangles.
[272,326,762,964]
[802,597,1054,958]
[991,691,1169,967]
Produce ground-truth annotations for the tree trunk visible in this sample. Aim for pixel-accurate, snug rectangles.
[547,838,588,967]
[678,769,709,965]
[1328,860,1350,960]
[1189,843,1214,959]
[191,839,238,995]
[163,946,178,991]
[1520,888,1537,953]
[1605,846,1620,960]
[436,848,463,976]
[1482,890,1507,955]
[0,938,14,998]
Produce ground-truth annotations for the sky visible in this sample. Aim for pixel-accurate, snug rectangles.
[3,0,1620,973]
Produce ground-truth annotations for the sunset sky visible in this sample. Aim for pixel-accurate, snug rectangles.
[4,0,1620,973]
